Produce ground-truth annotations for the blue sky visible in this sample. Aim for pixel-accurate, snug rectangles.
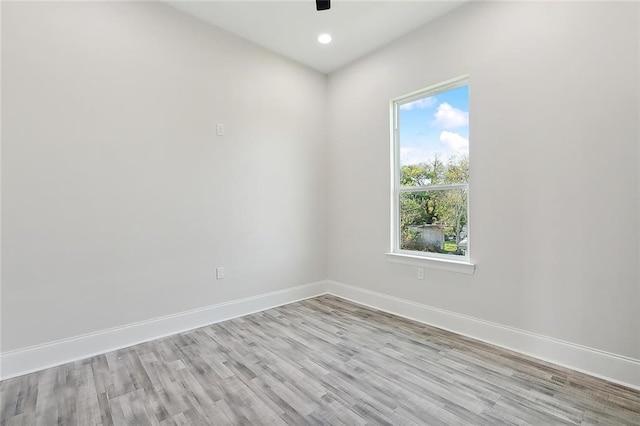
[399,85,469,166]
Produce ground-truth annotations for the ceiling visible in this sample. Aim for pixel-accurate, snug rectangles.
[166,1,468,74]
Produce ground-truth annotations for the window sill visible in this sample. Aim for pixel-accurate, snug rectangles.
[385,253,476,275]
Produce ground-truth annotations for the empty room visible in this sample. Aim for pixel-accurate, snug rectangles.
[1,0,639,424]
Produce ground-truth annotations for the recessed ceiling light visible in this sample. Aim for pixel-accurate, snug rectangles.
[317,33,332,45]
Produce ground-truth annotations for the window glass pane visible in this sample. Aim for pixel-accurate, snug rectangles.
[399,188,468,256]
[399,85,469,186]
[400,158,468,186]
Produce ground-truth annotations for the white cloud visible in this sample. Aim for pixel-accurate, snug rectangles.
[432,103,468,129]
[400,145,453,166]
[400,96,437,111]
[400,131,469,166]
[440,131,469,157]
[400,146,436,166]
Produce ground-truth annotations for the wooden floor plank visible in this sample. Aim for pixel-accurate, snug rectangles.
[1,295,639,425]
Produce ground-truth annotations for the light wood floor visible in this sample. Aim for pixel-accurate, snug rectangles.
[1,295,639,425]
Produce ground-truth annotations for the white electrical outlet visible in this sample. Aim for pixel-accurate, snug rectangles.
[417,268,424,280]
[216,266,224,280]
[216,123,225,136]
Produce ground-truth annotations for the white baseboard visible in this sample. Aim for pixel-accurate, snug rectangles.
[326,280,640,390]
[3,279,638,391]
[0,280,329,380]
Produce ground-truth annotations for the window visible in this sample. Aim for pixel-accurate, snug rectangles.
[390,76,470,265]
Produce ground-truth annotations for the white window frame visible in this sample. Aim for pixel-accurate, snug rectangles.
[387,75,475,274]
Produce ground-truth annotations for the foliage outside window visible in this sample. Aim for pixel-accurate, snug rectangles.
[392,76,470,260]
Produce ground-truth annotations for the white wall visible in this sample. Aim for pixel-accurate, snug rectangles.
[1,2,327,351]
[327,2,640,360]
[2,0,639,375]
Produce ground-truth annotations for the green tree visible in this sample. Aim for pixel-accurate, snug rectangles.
[399,155,468,253]
[438,155,469,247]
